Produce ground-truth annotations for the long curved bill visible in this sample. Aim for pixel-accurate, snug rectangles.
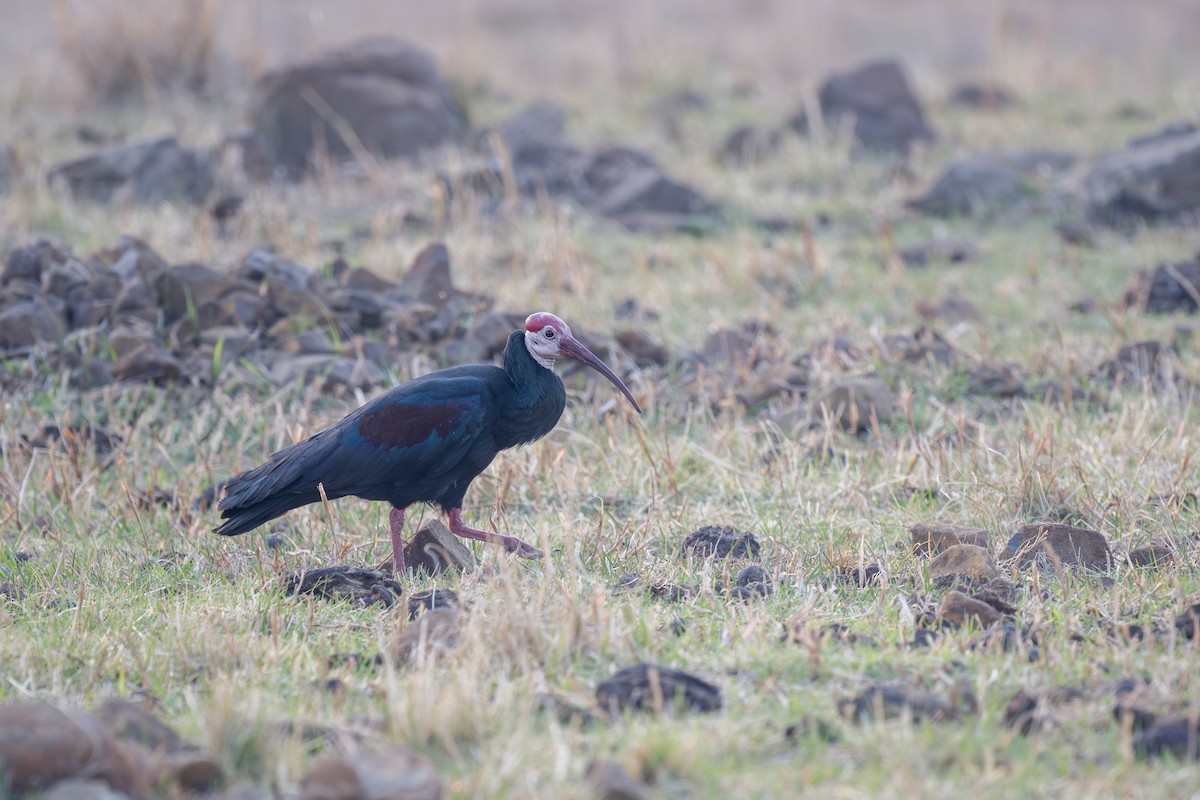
[560,335,643,413]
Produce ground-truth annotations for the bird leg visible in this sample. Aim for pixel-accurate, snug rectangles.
[447,508,542,559]
[388,506,407,574]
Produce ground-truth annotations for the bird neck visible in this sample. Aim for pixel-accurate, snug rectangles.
[501,330,564,404]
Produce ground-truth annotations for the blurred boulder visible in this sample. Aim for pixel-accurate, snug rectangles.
[48,137,213,205]
[908,156,1026,217]
[1087,125,1200,224]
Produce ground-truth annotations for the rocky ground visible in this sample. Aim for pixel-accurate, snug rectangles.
[2,1,1200,798]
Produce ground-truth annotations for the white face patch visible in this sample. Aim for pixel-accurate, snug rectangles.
[524,321,569,369]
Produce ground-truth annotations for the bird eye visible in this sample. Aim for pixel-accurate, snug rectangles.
[544,329,556,339]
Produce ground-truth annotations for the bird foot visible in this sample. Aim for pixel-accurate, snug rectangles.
[447,508,543,560]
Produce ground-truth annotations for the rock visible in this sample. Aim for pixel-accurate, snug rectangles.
[406,588,461,621]
[730,565,773,600]
[155,263,242,325]
[0,299,66,350]
[533,694,597,727]
[285,566,403,608]
[48,137,213,204]
[1094,340,1166,386]
[790,60,935,153]
[898,239,978,268]
[682,525,761,559]
[948,82,1019,110]
[965,363,1025,397]
[585,759,651,800]
[701,322,772,370]
[973,623,1039,661]
[93,699,222,793]
[1131,256,1200,314]
[907,156,1027,217]
[5,239,70,284]
[24,425,122,461]
[911,521,991,555]
[717,125,782,166]
[594,167,718,231]
[596,663,721,715]
[928,545,999,584]
[249,36,466,177]
[936,590,1002,629]
[479,102,568,155]
[737,359,810,407]
[391,607,462,665]
[1128,542,1174,568]
[1134,719,1200,761]
[112,345,182,384]
[839,684,973,723]
[270,355,384,393]
[615,329,670,368]
[402,520,478,577]
[398,243,461,309]
[1086,127,1200,224]
[0,703,147,796]
[815,377,895,432]
[1000,523,1113,573]
[1174,603,1200,640]
[298,748,442,800]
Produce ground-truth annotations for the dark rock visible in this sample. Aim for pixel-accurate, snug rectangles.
[965,363,1025,398]
[907,156,1027,217]
[840,684,973,723]
[973,624,1039,662]
[209,194,244,227]
[0,299,65,350]
[284,566,403,608]
[250,36,466,177]
[48,137,213,204]
[5,240,70,284]
[1175,603,1200,640]
[1087,127,1200,224]
[1000,523,1113,573]
[898,239,978,268]
[911,521,991,555]
[615,329,670,368]
[731,565,773,599]
[112,345,182,384]
[24,425,122,460]
[402,520,478,577]
[948,82,1019,110]
[155,263,242,325]
[1128,542,1174,568]
[717,125,782,166]
[682,525,761,559]
[93,699,222,793]
[815,378,896,432]
[297,748,442,800]
[909,629,942,648]
[406,589,461,621]
[585,759,651,800]
[0,703,148,796]
[937,590,1002,629]
[1131,257,1200,314]
[391,606,462,664]
[791,60,935,152]
[1056,220,1096,247]
[928,545,998,584]
[784,717,842,744]
[835,564,882,588]
[1134,719,1200,761]
[594,167,718,231]
[270,355,384,393]
[1094,340,1166,387]
[596,663,721,715]
[398,243,464,309]
[701,322,772,370]
[479,102,568,155]
[649,582,695,602]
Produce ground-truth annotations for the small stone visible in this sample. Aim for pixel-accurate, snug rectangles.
[1000,523,1113,573]
[0,299,66,350]
[911,521,990,555]
[1134,719,1200,761]
[840,684,970,724]
[298,748,442,800]
[1174,603,1200,640]
[406,588,460,621]
[937,590,1002,629]
[0,703,148,796]
[965,363,1025,398]
[402,520,478,577]
[391,607,462,665]
[585,759,651,800]
[112,345,182,384]
[284,566,403,608]
[682,526,761,559]
[733,565,772,599]
[816,378,895,432]
[928,544,998,584]
[615,329,670,368]
[596,663,721,715]
[1128,542,1174,568]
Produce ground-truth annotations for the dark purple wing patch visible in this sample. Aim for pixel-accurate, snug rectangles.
[358,400,474,449]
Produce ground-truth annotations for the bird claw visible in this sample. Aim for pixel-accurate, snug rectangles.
[501,536,543,559]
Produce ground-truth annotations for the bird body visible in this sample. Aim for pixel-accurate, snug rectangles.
[216,313,639,571]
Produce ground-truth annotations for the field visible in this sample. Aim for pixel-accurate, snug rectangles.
[2,1,1200,798]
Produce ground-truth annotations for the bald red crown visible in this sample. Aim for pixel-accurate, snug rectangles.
[525,312,569,335]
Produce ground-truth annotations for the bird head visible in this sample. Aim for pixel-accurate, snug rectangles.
[524,312,642,413]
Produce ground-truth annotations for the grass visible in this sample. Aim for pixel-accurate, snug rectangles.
[3,0,1200,797]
